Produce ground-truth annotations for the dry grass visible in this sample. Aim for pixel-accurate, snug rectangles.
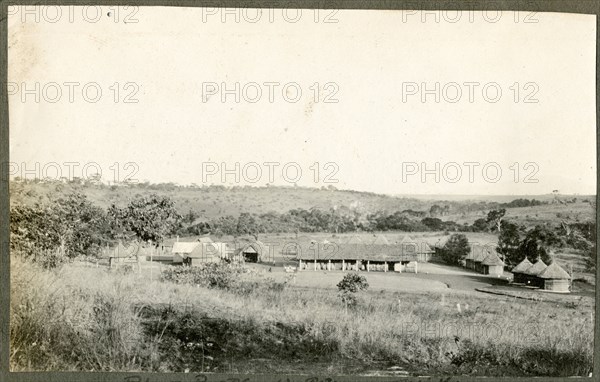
[10,257,594,376]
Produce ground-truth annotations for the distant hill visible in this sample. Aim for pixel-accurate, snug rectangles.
[398,194,589,203]
[9,180,595,226]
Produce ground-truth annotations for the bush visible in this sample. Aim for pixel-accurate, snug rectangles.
[160,263,242,289]
[337,273,369,308]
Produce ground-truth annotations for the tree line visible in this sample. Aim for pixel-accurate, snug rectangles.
[10,193,180,268]
[10,192,595,271]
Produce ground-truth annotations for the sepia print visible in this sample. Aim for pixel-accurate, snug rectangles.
[5,4,597,379]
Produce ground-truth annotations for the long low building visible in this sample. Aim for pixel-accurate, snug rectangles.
[296,240,433,273]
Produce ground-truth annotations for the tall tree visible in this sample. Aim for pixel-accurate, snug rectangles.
[496,220,522,266]
[439,233,471,266]
[108,194,181,245]
[518,225,559,265]
[486,208,506,232]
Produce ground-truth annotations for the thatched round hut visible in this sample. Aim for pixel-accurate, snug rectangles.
[538,262,571,293]
[511,257,533,284]
[522,259,547,288]
[481,252,504,276]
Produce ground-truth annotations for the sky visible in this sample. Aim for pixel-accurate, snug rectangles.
[7,7,597,196]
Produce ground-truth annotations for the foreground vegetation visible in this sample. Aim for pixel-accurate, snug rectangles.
[11,258,593,376]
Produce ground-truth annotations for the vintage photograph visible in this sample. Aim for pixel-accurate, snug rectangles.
[6,5,597,378]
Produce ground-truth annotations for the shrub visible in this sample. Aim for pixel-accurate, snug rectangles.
[337,273,369,308]
[160,263,242,289]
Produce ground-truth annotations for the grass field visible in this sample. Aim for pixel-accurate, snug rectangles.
[10,257,594,376]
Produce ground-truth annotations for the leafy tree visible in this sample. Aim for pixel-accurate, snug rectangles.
[211,215,238,236]
[496,221,522,266]
[421,217,444,231]
[54,193,111,256]
[10,193,110,267]
[108,194,181,244]
[472,218,489,232]
[486,209,506,232]
[237,212,260,237]
[429,204,443,217]
[438,233,470,266]
[182,209,199,225]
[337,273,369,309]
[518,225,559,265]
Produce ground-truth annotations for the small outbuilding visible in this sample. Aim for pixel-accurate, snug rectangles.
[172,242,198,264]
[481,252,504,276]
[234,241,268,263]
[522,259,548,288]
[511,257,533,284]
[538,262,571,293]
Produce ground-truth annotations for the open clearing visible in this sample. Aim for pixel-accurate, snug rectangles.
[11,258,594,376]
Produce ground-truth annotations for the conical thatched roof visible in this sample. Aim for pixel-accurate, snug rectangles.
[371,235,390,245]
[397,235,415,245]
[345,235,364,245]
[538,262,571,280]
[482,252,504,266]
[523,259,548,275]
[472,246,490,262]
[512,258,533,274]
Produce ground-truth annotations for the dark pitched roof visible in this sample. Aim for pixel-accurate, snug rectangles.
[512,258,533,274]
[523,259,548,276]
